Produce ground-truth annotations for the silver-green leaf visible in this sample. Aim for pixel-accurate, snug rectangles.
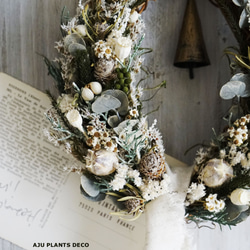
[102,90,129,115]
[220,81,246,100]
[220,73,250,99]
[80,174,100,197]
[92,94,121,114]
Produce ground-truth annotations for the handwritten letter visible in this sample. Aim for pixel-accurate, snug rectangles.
[0,73,145,250]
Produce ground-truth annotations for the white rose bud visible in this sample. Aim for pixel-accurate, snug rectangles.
[81,87,94,101]
[200,159,233,187]
[75,24,87,36]
[88,81,102,95]
[115,37,132,61]
[65,109,83,132]
[230,188,250,205]
[86,149,118,176]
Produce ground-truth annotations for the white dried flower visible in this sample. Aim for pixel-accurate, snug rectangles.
[61,17,77,32]
[231,151,245,166]
[106,30,122,47]
[205,193,225,213]
[129,108,139,118]
[65,109,84,132]
[200,159,233,187]
[140,174,169,201]
[228,124,248,146]
[219,149,226,159]
[86,149,118,176]
[241,153,250,169]
[230,188,250,205]
[115,37,132,61]
[127,169,142,187]
[186,182,206,204]
[57,94,75,113]
[109,164,129,190]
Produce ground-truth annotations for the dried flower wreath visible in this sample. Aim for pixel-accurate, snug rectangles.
[185,0,250,228]
[44,0,168,220]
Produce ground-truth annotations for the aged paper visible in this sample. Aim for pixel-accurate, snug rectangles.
[0,73,146,250]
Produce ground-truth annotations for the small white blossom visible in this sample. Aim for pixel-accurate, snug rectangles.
[61,17,77,32]
[228,144,237,159]
[219,149,226,159]
[195,148,208,165]
[231,151,245,166]
[127,169,142,187]
[109,164,129,190]
[241,152,250,169]
[186,182,206,204]
[109,176,126,191]
[140,174,169,201]
[129,108,139,118]
[205,193,225,213]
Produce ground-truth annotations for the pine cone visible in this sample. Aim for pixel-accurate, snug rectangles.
[139,149,166,180]
[94,59,115,83]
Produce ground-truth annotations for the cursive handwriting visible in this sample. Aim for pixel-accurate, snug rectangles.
[0,180,20,193]
[0,198,42,224]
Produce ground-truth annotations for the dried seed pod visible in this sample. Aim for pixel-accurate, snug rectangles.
[86,149,118,176]
[81,87,94,101]
[94,59,115,82]
[200,159,233,187]
[88,81,102,95]
[139,149,166,180]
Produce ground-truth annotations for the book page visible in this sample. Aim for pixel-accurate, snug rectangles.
[0,73,146,250]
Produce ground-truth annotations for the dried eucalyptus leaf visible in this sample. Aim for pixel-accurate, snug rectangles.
[232,208,250,224]
[68,43,86,56]
[231,73,250,97]
[108,115,120,128]
[220,81,246,100]
[224,201,249,222]
[92,94,121,114]
[80,174,100,197]
[80,185,106,202]
[232,0,247,7]
[102,90,129,115]
[64,33,86,50]
[239,8,248,28]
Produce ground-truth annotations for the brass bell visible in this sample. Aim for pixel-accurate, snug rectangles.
[174,0,210,79]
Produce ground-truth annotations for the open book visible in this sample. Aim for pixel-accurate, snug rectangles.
[0,73,146,250]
